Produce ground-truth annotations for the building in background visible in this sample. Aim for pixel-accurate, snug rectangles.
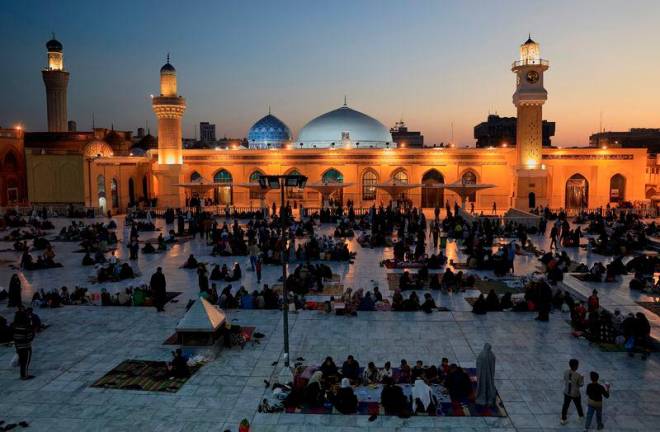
[200,122,216,144]
[474,114,555,148]
[589,129,660,154]
[390,120,424,148]
[0,127,26,205]
[42,36,69,132]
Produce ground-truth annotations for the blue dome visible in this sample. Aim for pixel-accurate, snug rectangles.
[247,113,292,149]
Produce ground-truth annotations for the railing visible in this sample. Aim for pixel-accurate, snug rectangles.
[512,58,549,68]
[546,207,658,218]
[0,205,103,218]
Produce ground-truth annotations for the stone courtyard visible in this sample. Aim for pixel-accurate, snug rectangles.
[0,215,659,432]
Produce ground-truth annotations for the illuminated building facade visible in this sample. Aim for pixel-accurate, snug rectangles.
[20,36,657,213]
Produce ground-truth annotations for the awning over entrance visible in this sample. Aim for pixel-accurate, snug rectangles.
[305,181,354,194]
[375,180,422,197]
[427,181,496,207]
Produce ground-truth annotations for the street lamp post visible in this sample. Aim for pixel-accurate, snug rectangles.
[259,174,307,368]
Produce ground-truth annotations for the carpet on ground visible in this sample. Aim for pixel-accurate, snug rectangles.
[286,366,507,417]
[162,325,255,345]
[91,359,203,392]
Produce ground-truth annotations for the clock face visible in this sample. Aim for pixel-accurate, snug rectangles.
[526,70,540,84]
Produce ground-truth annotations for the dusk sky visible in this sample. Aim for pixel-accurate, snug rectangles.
[2,0,659,146]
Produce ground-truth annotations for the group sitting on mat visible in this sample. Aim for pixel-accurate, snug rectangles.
[293,235,354,262]
[266,350,500,417]
[19,245,62,270]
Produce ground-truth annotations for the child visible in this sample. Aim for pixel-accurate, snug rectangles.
[585,371,610,430]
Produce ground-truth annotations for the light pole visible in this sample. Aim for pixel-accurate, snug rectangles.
[258,174,307,368]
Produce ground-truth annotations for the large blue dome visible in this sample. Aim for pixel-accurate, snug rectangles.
[247,113,292,149]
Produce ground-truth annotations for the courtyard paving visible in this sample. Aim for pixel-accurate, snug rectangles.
[0,214,659,431]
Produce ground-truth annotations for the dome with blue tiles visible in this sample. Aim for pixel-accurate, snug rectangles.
[247,111,292,149]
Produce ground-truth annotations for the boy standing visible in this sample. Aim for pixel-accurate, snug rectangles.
[585,371,610,430]
[561,359,584,425]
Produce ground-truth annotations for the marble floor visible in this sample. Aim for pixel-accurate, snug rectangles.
[0,214,659,431]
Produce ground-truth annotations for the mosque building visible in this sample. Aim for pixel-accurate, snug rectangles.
[18,36,659,214]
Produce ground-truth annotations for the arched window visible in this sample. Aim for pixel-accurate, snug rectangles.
[128,178,135,205]
[322,168,343,183]
[190,171,202,182]
[362,170,378,201]
[422,169,444,208]
[461,170,478,203]
[565,173,589,209]
[4,152,17,170]
[142,175,148,200]
[213,169,233,205]
[392,169,408,184]
[249,170,264,199]
[609,174,626,203]
[111,178,119,209]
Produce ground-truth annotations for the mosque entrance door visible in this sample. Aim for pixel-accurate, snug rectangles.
[421,169,444,208]
[565,174,588,210]
[528,192,536,209]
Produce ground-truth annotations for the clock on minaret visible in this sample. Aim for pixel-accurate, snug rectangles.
[511,35,549,168]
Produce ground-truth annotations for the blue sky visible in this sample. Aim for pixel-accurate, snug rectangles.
[1,0,659,146]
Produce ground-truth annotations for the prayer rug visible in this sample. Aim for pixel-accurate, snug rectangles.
[381,260,427,269]
[285,366,507,417]
[386,273,430,291]
[473,279,520,295]
[91,360,203,393]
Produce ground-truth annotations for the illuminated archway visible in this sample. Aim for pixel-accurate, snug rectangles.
[190,171,202,182]
[249,169,265,199]
[609,174,626,203]
[565,173,589,209]
[111,178,119,209]
[461,170,478,203]
[213,169,233,205]
[322,168,344,204]
[421,169,444,208]
[362,169,378,201]
[97,175,106,210]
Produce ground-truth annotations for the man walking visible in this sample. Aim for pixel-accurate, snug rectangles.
[561,358,584,425]
[150,267,167,312]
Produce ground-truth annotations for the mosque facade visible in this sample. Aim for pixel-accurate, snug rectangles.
[19,37,658,214]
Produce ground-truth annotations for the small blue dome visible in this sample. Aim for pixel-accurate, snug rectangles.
[247,113,292,149]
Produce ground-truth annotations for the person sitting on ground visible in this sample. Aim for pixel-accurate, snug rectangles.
[169,348,190,378]
[226,263,242,282]
[499,292,513,310]
[445,364,473,402]
[142,241,156,254]
[380,361,393,381]
[398,359,412,384]
[362,361,380,385]
[472,294,487,315]
[358,291,376,311]
[381,375,409,416]
[303,371,326,407]
[391,289,404,311]
[81,252,95,266]
[411,377,436,414]
[331,378,358,414]
[404,291,421,311]
[183,254,198,269]
[341,355,360,383]
[421,293,437,313]
[485,289,501,311]
[320,356,339,382]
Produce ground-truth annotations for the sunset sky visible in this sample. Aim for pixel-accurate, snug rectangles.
[1,0,659,146]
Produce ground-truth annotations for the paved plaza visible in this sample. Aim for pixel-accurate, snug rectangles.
[1,215,659,431]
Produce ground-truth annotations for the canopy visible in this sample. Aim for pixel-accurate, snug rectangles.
[234,182,267,196]
[375,180,421,197]
[176,298,227,333]
[174,178,223,193]
[442,181,496,205]
[306,181,354,194]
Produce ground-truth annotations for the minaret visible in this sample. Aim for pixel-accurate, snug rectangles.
[151,55,186,207]
[511,35,550,209]
[512,35,549,167]
[152,55,186,164]
[41,35,69,132]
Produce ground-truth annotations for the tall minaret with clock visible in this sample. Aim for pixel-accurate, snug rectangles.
[511,35,550,209]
